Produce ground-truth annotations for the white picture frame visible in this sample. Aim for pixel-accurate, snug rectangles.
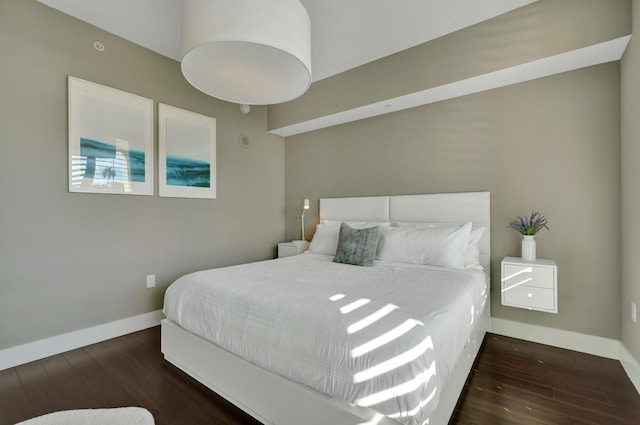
[158,104,217,199]
[68,77,154,195]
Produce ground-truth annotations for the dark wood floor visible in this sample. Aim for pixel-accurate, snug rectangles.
[451,334,640,425]
[1,328,639,425]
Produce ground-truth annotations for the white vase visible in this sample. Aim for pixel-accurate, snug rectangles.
[521,235,536,261]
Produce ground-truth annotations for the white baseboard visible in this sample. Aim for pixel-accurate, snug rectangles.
[0,310,164,371]
[491,317,640,395]
[491,317,621,358]
[620,343,640,395]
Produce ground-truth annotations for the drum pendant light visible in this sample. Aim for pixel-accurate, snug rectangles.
[181,0,312,105]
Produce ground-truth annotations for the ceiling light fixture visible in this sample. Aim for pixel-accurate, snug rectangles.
[181,0,312,106]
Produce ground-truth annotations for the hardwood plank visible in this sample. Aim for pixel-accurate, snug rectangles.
[0,367,30,425]
[13,360,69,421]
[553,387,640,422]
[39,354,100,410]
[466,367,555,399]
[64,346,137,408]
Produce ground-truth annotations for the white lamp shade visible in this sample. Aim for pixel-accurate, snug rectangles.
[181,0,312,105]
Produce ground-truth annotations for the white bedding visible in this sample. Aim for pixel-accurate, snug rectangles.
[163,253,487,425]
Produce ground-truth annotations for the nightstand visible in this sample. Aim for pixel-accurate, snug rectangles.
[278,241,310,258]
[501,256,557,313]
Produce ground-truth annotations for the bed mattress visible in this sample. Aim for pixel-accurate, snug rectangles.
[163,253,487,425]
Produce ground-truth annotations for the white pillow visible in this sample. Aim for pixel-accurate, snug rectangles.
[466,227,485,270]
[378,222,472,269]
[392,222,485,269]
[308,224,340,255]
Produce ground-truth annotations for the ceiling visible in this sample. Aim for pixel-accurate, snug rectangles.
[37,0,537,82]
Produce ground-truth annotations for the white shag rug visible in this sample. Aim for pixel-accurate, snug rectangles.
[15,407,155,425]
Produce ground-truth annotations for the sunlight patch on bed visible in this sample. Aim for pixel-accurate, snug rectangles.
[355,360,437,406]
[347,304,399,334]
[388,386,437,420]
[340,298,371,314]
[353,335,434,383]
[481,284,487,310]
[351,318,423,358]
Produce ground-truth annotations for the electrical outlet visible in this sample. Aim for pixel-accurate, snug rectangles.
[632,302,637,324]
[146,274,156,289]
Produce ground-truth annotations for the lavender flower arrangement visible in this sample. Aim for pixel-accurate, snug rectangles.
[506,211,549,236]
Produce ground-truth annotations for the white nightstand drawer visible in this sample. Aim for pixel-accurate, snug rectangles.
[278,242,309,258]
[503,285,555,311]
[501,257,557,313]
[503,264,555,290]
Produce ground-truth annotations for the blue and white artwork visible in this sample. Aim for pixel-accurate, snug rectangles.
[165,155,210,188]
[68,77,154,195]
[159,104,216,199]
[71,138,146,189]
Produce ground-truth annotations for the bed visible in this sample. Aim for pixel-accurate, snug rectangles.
[161,192,491,425]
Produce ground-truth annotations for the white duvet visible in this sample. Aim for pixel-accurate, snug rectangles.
[163,253,487,425]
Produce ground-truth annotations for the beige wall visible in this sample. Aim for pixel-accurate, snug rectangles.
[283,0,628,340]
[0,1,285,350]
[621,0,640,361]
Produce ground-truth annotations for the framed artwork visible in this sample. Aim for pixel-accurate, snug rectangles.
[68,77,154,195]
[158,104,217,199]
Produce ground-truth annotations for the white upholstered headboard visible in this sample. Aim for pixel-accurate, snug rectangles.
[319,191,491,274]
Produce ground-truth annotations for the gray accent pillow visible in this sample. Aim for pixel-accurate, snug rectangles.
[333,223,381,267]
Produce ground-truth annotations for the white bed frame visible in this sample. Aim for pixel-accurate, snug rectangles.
[161,191,491,425]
